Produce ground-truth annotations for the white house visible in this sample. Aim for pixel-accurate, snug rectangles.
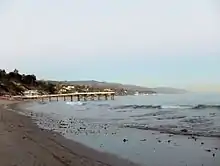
[23,90,39,97]
[65,85,75,90]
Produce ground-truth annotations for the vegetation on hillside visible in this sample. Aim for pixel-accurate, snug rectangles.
[0,69,120,96]
[0,69,56,95]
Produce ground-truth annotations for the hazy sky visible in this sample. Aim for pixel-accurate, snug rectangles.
[0,0,220,90]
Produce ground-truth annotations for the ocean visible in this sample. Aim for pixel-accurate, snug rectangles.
[23,93,220,166]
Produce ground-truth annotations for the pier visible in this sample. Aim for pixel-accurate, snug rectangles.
[14,92,115,102]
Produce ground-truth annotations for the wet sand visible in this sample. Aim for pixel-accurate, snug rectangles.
[0,100,138,166]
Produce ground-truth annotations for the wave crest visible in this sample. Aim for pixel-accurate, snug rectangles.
[66,101,85,106]
[192,104,220,110]
[113,104,220,110]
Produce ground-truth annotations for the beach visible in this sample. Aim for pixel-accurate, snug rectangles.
[0,99,137,166]
[1,93,220,166]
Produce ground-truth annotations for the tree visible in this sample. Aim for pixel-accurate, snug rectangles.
[13,69,19,74]
[0,69,6,80]
[8,70,22,82]
[47,83,56,94]
[22,74,36,85]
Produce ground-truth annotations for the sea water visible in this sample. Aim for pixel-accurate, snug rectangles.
[24,92,220,166]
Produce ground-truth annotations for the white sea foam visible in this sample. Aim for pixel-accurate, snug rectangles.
[161,105,191,109]
[66,101,84,106]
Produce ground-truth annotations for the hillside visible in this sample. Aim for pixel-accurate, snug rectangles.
[0,69,187,96]
[48,80,187,94]
[0,69,56,95]
[47,80,155,95]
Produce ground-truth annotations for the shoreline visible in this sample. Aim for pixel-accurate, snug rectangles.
[1,99,220,166]
[21,100,220,166]
[0,100,139,166]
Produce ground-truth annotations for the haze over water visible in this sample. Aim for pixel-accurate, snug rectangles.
[23,92,220,166]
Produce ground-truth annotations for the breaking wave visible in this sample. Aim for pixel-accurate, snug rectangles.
[123,124,220,137]
[66,101,85,106]
[192,104,220,110]
[113,104,220,110]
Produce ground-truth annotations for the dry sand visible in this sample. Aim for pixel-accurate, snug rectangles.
[0,100,138,166]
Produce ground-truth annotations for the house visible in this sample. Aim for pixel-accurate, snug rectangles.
[104,88,113,92]
[58,88,67,94]
[23,90,39,97]
[65,85,75,90]
[58,85,75,94]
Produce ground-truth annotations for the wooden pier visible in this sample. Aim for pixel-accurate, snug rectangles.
[13,92,115,102]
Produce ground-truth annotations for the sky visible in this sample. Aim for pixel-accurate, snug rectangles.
[0,0,220,91]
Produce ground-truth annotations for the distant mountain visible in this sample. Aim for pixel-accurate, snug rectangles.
[68,80,153,91]
[151,87,188,94]
[47,80,187,94]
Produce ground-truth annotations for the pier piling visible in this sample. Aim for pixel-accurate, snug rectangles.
[111,94,114,100]
[91,94,94,100]
[77,95,80,101]
[83,95,87,101]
